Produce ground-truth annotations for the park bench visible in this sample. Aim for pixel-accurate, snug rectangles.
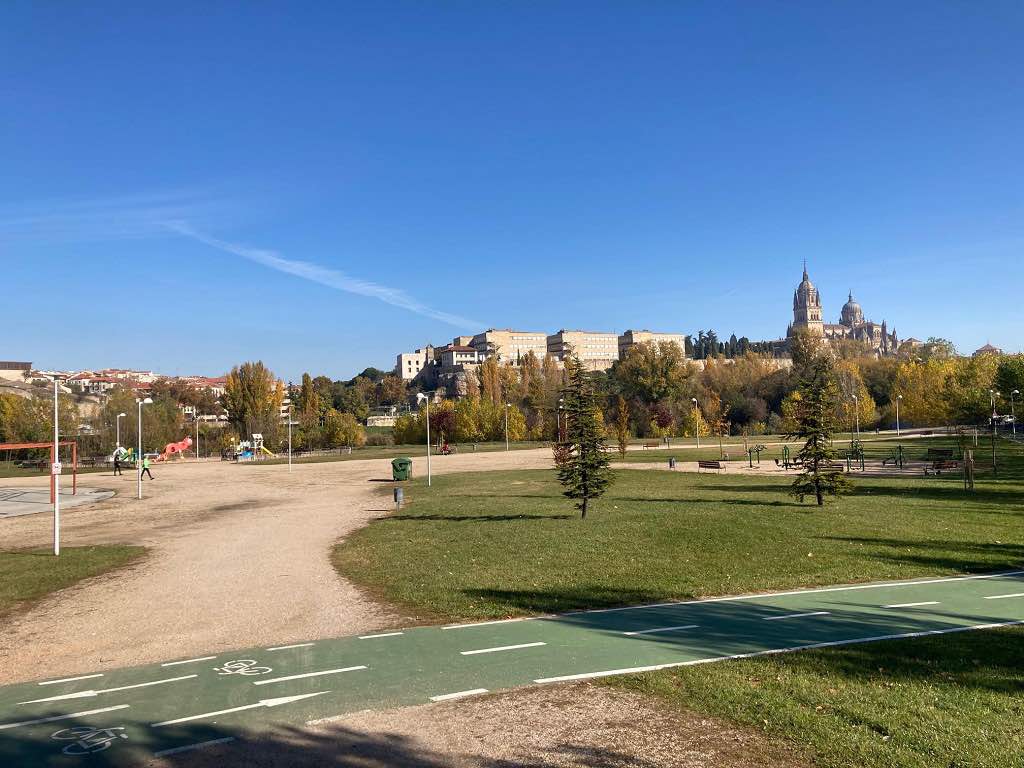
[697,460,725,473]
[925,460,961,476]
[822,462,846,472]
[642,442,660,449]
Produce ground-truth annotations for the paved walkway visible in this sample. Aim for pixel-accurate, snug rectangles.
[2,570,1022,766]
[0,487,114,519]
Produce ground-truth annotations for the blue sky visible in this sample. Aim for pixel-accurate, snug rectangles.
[2,1,1022,381]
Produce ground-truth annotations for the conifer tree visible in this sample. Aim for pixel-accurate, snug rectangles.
[557,353,614,518]
[789,343,853,506]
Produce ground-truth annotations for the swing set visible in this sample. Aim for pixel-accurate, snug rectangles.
[0,441,78,503]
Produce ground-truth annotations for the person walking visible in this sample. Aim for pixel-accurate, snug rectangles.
[113,450,122,476]
[141,455,154,481]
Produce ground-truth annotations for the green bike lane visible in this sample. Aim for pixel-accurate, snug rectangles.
[3,570,1024,765]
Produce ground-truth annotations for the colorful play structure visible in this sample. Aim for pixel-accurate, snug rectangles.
[223,433,276,462]
[156,436,193,462]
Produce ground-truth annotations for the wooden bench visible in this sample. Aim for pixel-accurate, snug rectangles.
[642,442,660,450]
[697,460,725,473]
[925,460,960,476]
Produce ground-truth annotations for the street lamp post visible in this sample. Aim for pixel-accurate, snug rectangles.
[1012,390,1019,436]
[194,412,200,460]
[504,403,511,451]
[895,394,902,437]
[852,394,860,439]
[53,380,60,556]
[115,412,127,449]
[417,391,435,486]
[557,398,565,442]
[287,405,293,473]
[136,397,153,500]
[692,398,700,449]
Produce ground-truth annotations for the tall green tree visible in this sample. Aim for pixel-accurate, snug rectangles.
[557,353,614,519]
[788,348,852,506]
[223,361,285,445]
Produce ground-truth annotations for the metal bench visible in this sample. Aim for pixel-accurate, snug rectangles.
[697,460,725,473]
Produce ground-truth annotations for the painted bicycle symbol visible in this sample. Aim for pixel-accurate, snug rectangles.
[213,659,273,676]
[51,726,128,755]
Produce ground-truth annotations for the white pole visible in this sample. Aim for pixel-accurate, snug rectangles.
[1012,391,1019,436]
[288,407,293,473]
[116,413,122,448]
[896,395,901,437]
[425,396,431,487]
[137,399,143,500]
[53,380,60,556]
[853,395,860,439]
[195,415,200,460]
[692,398,700,448]
[505,404,510,451]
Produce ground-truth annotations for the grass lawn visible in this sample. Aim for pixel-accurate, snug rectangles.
[0,546,147,617]
[608,626,1024,768]
[332,439,1024,621]
[0,464,109,479]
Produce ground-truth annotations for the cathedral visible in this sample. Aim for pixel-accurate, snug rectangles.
[787,265,900,356]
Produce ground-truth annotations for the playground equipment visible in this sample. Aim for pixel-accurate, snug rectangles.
[0,441,78,503]
[111,445,136,466]
[747,444,766,468]
[252,434,275,458]
[156,436,193,462]
[225,434,276,462]
[842,439,866,472]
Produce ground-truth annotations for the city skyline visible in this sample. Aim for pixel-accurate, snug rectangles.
[4,2,1022,380]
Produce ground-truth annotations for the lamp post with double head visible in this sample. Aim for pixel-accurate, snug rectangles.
[895,394,902,437]
[417,391,435,486]
[136,397,153,500]
[116,412,127,449]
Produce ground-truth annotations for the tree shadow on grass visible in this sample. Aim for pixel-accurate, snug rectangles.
[462,585,676,614]
[382,513,573,523]
[820,535,1024,573]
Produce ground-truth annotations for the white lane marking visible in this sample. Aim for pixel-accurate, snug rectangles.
[38,674,104,686]
[20,674,198,705]
[0,705,130,731]
[266,643,315,651]
[253,666,367,685]
[153,737,236,757]
[534,619,1024,684]
[574,570,1024,615]
[883,602,940,609]
[152,692,328,727]
[984,593,1024,600]
[161,656,217,667]
[359,632,404,640]
[623,624,699,636]
[460,642,546,655]
[443,617,536,630]
[429,688,488,702]
[763,611,830,621]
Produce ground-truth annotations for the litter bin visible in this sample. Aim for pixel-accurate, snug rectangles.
[392,457,412,481]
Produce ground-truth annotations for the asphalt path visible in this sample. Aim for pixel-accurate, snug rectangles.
[2,570,1024,765]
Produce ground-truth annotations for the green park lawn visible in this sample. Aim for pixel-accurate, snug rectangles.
[332,443,1024,768]
[0,546,147,617]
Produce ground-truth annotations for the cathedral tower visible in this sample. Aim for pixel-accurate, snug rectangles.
[791,263,824,336]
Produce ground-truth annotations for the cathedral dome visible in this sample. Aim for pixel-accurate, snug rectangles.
[840,292,864,327]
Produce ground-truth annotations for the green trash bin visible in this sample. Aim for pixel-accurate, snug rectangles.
[392,457,412,481]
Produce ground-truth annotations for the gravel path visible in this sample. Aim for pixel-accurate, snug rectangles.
[0,449,554,685]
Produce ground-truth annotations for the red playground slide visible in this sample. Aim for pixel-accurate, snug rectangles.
[157,436,194,461]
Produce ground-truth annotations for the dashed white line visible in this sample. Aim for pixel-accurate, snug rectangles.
[162,656,217,667]
[623,624,699,636]
[152,692,327,727]
[882,602,940,609]
[763,611,830,621]
[534,619,1024,684]
[38,673,104,686]
[359,632,405,640]
[153,737,236,757]
[0,705,130,731]
[984,593,1024,600]
[253,666,367,685]
[460,642,546,655]
[266,643,315,651]
[443,617,536,630]
[429,688,489,702]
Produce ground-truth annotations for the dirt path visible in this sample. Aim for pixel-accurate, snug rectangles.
[0,449,554,685]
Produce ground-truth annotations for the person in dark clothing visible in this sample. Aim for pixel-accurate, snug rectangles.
[113,453,122,476]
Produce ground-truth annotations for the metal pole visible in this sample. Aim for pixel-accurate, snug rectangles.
[1012,391,1019,436]
[288,407,293,472]
[116,413,121,448]
[692,399,700,448]
[853,395,860,439]
[53,380,60,556]
[195,415,200,460]
[896,396,901,437]
[425,396,431,487]
[137,400,143,500]
[505,404,509,451]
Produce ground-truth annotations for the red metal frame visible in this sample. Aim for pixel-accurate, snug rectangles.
[0,441,78,502]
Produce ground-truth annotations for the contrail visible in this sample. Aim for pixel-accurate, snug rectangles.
[167,222,481,328]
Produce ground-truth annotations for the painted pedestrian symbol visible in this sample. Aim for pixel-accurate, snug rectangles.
[214,659,273,676]
[50,726,127,755]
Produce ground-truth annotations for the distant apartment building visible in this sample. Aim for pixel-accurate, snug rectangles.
[470,329,547,363]
[0,361,31,382]
[395,346,434,381]
[617,330,687,360]
[547,330,619,371]
[438,345,479,371]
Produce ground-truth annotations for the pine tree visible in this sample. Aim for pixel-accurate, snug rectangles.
[557,353,614,518]
[789,348,853,506]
